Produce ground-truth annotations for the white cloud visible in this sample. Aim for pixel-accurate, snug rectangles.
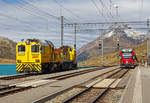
[0,0,149,49]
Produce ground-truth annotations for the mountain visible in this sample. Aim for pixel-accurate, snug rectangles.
[77,24,146,62]
[0,36,16,60]
[78,41,147,66]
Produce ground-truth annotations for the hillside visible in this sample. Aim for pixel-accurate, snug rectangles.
[0,36,16,63]
[77,24,146,62]
[78,41,147,66]
[0,58,16,64]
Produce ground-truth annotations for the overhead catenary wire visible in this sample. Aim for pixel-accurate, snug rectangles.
[0,12,41,31]
[3,0,71,24]
[16,0,72,23]
[24,0,73,23]
[1,0,64,32]
[0,0,147,49]
[98,0,114,18]
[139,0,144,21]
[90,0,109,22]
[109,0,112,10]
[90,0,115,22]
[15,0,60,21]
[21,0,74,23]
[90,0,103,16]
[1,1,56,26]
[53,0,83,21]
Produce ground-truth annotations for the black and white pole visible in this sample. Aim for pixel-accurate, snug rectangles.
[102,39,104,66]
[117,39,120,51]
[147,19,149,67]
[99,38,104,66]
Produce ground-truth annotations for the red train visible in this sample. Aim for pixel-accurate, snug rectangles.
[120,48,138,68]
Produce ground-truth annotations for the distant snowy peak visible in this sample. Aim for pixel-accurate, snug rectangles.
[103,31,114,38]
[124,28,142,36]
[103,24,145,40]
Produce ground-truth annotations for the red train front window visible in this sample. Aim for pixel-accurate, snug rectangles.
[122,53,132,59]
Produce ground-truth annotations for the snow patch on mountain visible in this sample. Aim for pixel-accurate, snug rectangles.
[102,24,145,40]
[103,31,114,38]
[124,29,143,39]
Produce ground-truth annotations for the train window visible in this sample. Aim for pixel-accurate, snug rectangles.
[18,45,25,53]
[31,45,39,53]
[41,46,45,54]
[70,48,72,51]
[122,53,131,59]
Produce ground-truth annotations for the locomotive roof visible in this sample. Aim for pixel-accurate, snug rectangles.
[41,40,54,47]
[60,45,73,49]
[20,39,54,47]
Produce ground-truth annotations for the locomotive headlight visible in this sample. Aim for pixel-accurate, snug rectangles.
[35,59,39,62]
[17,60,21,63]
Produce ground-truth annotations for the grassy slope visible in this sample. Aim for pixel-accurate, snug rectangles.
[78,41,147,66]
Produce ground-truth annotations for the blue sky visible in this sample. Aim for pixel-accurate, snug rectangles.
[4,0,20,3]
[0,0,149,48]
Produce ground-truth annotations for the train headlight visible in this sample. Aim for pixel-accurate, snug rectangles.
[35,59,39,62]
[17,60,21,63]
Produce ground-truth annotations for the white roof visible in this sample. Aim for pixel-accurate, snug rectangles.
[122,48,132,52]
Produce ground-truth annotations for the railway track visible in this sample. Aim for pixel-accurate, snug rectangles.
[0,73,41,80]
[57,69,129,103]
[0,66,114,97]
[45,66,113,80]
[0,85,31,97]
[90,69,129,103]
[0,66,111,81]
[34,67,122,103]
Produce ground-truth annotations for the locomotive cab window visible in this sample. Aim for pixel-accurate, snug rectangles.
[31,45,39,53]
[18,45,25,53]
[70,48,72,51]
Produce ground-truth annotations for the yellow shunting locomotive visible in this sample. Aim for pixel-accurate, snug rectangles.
[16,39,77,73]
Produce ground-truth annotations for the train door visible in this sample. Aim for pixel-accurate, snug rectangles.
[17,44,27,62]
[30,44,40,62]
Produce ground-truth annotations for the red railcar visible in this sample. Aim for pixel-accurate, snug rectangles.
[120,49,138,68]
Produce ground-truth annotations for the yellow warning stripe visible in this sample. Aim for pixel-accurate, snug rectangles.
[17,64,23,71]
[34,64,40,71]
[16,63,42,72]
[16,64,22,71]
[18,64,24,72]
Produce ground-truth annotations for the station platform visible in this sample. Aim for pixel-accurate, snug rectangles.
[120,66,150,103]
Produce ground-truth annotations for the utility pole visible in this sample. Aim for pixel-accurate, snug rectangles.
[61,16,64,67]
[102,38,104,66]
[61,16,64,47]
[74,23,77,63]
[74,23,77,51]
[147,18,149,67]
